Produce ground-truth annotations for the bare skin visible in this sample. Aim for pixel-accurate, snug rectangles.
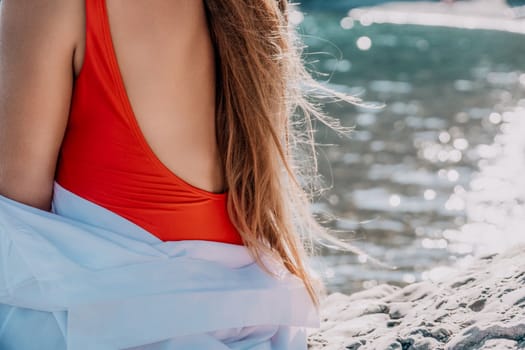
[0,0,223,211]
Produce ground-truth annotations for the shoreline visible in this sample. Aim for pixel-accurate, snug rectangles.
[310,2,525,349]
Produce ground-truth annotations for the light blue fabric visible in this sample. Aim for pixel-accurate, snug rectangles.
[0,182,319,349]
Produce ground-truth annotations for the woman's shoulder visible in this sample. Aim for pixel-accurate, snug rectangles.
[0,0,84,46]
[0,0,86,71]
[0,0,85,211]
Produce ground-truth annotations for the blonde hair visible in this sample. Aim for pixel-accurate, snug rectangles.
[203,0,364,309]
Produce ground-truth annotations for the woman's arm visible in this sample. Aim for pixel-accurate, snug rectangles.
[0,0,83,211]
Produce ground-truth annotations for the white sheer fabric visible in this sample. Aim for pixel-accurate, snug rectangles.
[0,182,319,349]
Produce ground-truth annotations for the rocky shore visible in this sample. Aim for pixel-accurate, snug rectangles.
[308,246,525,349]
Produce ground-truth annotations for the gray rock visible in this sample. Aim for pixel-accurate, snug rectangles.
[308,245,525,350]
[478,339,518,349]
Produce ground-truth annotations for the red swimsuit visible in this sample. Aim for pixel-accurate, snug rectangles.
[55,0,243,245]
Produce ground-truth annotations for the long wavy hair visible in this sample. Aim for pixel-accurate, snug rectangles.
[203,0,363,309]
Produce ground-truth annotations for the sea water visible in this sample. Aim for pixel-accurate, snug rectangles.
[301,12,525,293]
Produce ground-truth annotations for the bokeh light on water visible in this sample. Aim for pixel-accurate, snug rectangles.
[297,8,525,294]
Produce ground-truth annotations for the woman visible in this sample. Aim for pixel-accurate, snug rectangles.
[0,0,356,349]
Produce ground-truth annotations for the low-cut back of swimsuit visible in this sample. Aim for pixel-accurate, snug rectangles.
[55,0,243,245]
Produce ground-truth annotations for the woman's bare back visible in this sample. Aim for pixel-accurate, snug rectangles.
[97,0,224,194]
[79,0,223,192]
[0,0,223,210]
